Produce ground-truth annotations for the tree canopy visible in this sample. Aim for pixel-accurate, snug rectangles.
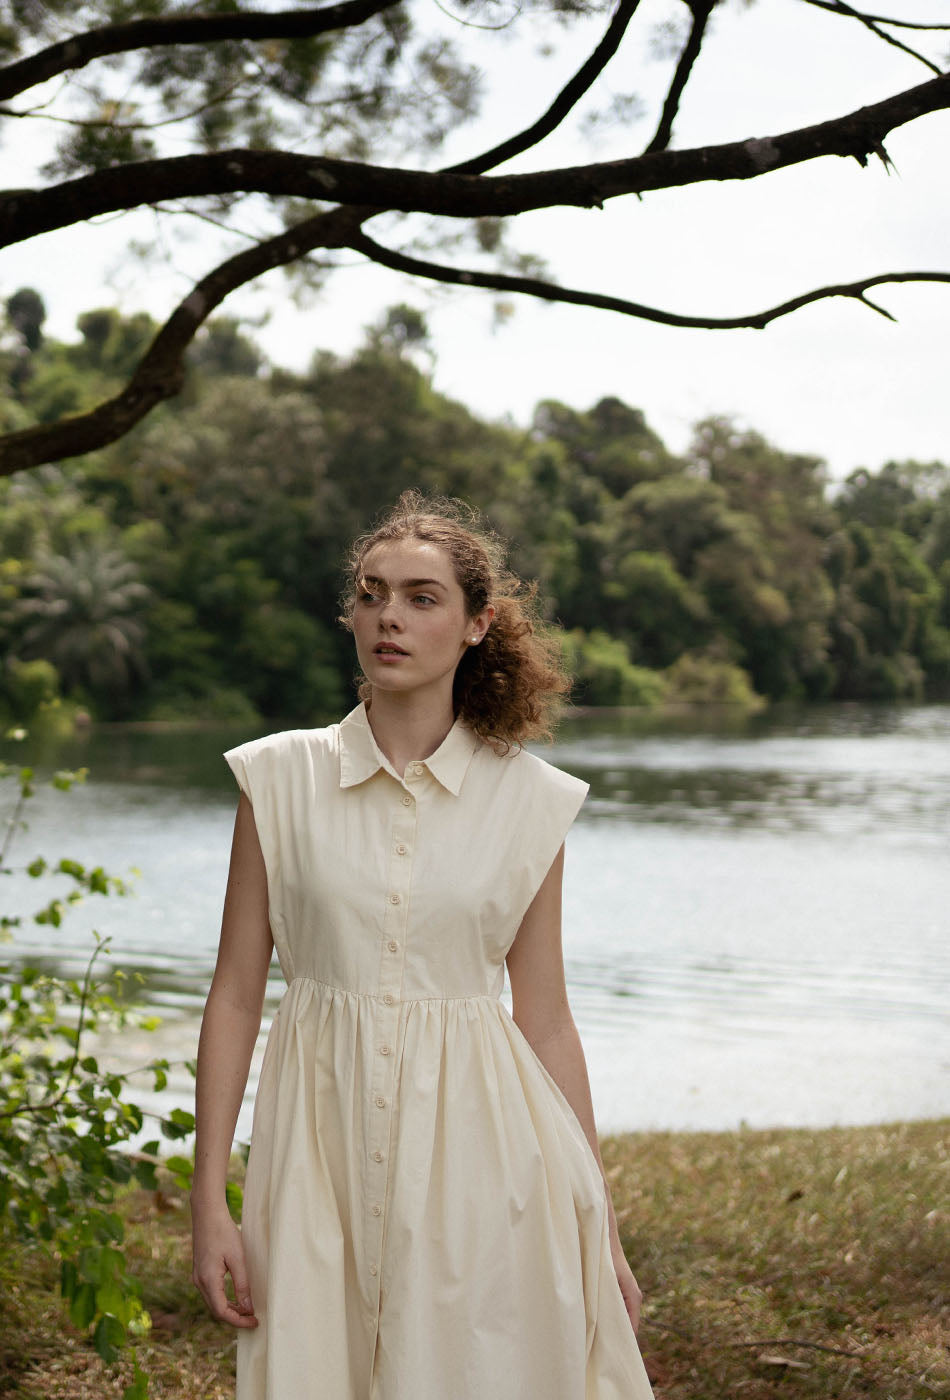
[2,300,949,723]
[0,0,948,473]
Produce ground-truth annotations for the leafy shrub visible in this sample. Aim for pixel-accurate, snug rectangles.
[662,650,765,710]
[0,740,196,1397]
[563,628,668,707]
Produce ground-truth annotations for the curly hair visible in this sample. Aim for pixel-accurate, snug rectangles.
[339,491,571,751]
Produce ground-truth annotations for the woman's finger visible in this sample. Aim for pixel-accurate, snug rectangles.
[226,1245,257,1324]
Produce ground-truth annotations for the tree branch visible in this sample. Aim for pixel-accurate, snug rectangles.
[0,0,402,104]
[800,2,950,34]
[800,0,946,71]
[5,208,947,478]
[643,0,716,155]
[448,0,646,175]
[0,204,371,476]
[0,78,249,133]
[2,71,948,246]
[348,229,950,330]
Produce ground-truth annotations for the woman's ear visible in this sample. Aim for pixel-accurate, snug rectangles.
[469,605,495,646]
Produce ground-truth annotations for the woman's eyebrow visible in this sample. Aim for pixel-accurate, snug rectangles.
[362,574,448,591]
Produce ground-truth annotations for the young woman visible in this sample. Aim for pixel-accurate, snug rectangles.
[191,492,654,1399]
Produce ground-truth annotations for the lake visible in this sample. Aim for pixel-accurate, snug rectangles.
[3,703,948,1139]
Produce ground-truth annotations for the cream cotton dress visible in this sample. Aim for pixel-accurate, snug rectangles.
[224,702,654,1400]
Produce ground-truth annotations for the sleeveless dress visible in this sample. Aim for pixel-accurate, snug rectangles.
[224,702,654,1400]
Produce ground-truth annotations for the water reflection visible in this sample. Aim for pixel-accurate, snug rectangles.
[550,703,950,841]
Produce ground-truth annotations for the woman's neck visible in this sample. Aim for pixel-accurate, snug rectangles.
[364,688,456,776]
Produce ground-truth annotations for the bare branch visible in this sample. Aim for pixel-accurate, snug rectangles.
[643,0,716,155]
[449,0,646,175]
[0,204,371,476]
[0,0,402,104]
[800,0,945,72]
[800,2,950,34]
[0,78,248,133]
[3,71,949,246]
[349,229,950,329]
[10,221,944,475]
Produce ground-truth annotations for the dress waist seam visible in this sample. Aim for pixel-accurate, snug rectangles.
[283,974,502,1006]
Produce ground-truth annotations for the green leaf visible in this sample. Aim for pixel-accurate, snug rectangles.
[96,1279,128,1320]
[69,1281,96,1328]
[27,856,46,877]
[160,1107,195,1139]
[53,768,88,791]
[93,1313,126,1364]
[165,1154,194,1187]
[133,1157,158,1191]
[60,1257,79,1301]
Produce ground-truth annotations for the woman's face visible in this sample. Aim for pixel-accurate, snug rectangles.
[352,539,492,702]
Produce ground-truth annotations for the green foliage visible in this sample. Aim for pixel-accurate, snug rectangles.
[563,629,668,708]
[0,743,198,1396]
[0,656,61,721]
[3,302,950,718]
[662,650,765,711]
[0,0,484,196]
[10,539,151,718]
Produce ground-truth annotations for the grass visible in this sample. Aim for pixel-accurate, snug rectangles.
[1,1119,947,1398]
[606,1118,949,1398]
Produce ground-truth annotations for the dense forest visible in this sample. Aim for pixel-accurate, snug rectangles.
[2,290,949,726]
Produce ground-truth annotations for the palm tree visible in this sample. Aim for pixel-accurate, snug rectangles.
[14,541,150,707]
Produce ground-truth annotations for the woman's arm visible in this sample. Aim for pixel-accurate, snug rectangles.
[191,792,274,1328]
[505,844,643,1332]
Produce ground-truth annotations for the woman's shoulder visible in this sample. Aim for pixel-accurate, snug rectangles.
[477,738,589,803]
[223,720,342,780]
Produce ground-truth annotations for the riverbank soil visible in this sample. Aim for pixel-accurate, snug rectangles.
[1,1119,946,1398]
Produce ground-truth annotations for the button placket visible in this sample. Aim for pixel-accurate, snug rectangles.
[366,773,418,1294]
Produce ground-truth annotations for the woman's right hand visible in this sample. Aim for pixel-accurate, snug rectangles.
[191,1202,259,1328]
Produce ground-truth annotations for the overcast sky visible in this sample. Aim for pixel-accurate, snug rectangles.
[2,0,948,480]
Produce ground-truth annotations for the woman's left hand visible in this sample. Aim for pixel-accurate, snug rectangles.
[611,1238,642,1333]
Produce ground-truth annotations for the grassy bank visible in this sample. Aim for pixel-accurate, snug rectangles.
[1,1119,947,1398]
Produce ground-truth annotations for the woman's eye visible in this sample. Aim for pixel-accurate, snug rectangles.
[412,594,436,606]
[358,591,379,603]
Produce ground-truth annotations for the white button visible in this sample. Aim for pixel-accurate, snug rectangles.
[395,843,407,855]
[373,1150,383,1162]
[375,1096,386,1108]
[379,1045,391,1056]
[369,1264,378,1276]
[401,794,413,807]
[411,763,424,775]
[372,1204,382,1217]
[382,992,395,1005]
[387,940,398,952]
[388,893,400,905]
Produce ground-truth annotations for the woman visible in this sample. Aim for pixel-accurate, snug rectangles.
[191,492,654,1399]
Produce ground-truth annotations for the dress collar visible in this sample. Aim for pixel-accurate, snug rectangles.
[338,702,479,796]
